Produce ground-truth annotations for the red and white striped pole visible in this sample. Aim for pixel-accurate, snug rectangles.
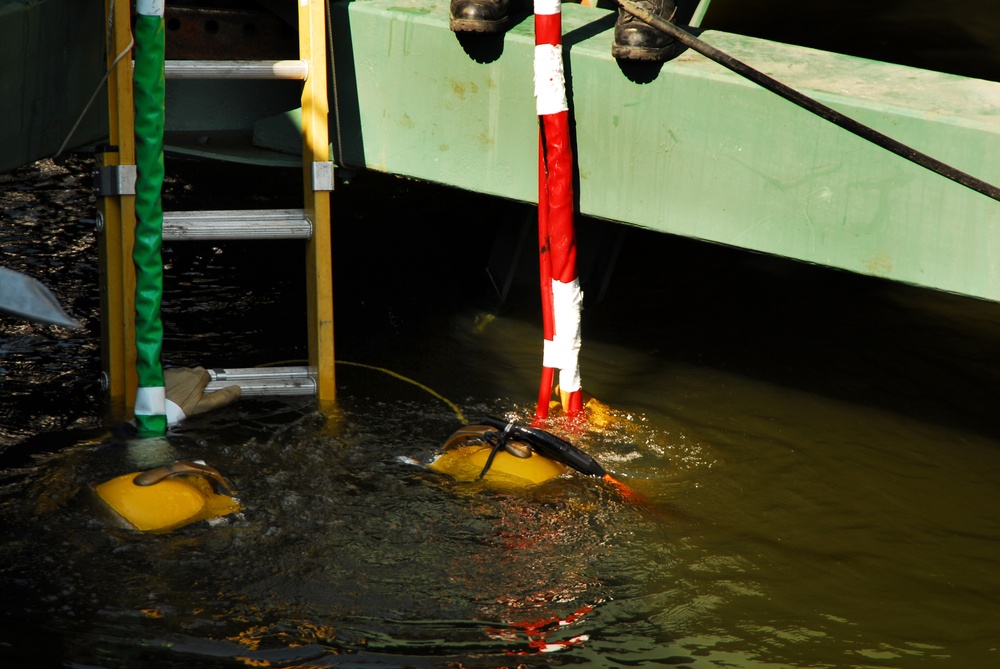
[534,0,583,420]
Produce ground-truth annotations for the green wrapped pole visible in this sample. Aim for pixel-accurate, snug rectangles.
[132,0,167,437]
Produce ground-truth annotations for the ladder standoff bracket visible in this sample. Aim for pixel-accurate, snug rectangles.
[93,164,137,197]
[311,161,335,192]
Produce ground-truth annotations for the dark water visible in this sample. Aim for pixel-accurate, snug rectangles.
[4,4,1000,668]
[0,159,103,444]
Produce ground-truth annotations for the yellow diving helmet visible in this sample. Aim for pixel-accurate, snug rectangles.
[430,417,607,490]
[93,460,241,533]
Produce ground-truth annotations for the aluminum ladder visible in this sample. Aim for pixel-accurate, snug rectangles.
[97,0,334,416]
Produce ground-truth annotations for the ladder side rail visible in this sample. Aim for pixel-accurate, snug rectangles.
[98,0,139,416]
[299,0,336,401]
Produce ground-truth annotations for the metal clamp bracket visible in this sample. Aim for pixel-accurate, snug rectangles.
[93,164,137,197]
[311,161,335,192]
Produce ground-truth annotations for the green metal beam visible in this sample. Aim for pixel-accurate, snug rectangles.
[329,0,1000,302]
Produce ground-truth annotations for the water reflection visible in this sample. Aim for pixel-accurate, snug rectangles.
[1,388,694,666]
[0,158,101,444]
[5,281,1000,667]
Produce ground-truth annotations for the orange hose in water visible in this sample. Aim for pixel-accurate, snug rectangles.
[602,473,648,507]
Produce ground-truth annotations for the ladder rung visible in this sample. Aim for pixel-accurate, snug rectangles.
[206,366,315,396]
[164,60,308,80]
[163,209,312,241]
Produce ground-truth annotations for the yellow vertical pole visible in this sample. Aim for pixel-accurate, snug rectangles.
[98,0,138,417]
[298,0,336,401]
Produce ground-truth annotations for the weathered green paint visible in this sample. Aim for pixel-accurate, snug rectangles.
[329,0,1000,302]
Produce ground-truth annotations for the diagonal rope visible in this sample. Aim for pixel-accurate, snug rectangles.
[55,0,134,160]
[618,0,1000,203]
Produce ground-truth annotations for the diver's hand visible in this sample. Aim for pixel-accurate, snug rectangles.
[164,366,241,425]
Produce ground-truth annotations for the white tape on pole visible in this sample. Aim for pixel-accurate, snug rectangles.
[534,0,561,14]
[134,386,167,417]
[534,45,568,116]
[136,0,165,17]
[543,278,583,391]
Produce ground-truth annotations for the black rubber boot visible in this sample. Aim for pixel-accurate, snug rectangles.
[450,0,512,33]
[612,0,677,61]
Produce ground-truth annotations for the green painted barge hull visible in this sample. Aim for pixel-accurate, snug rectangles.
[4,0,1000,303]
[328,0,1000,302]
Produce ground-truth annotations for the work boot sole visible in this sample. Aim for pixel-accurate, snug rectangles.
[612,42,671,61]
[450,16,510,32]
